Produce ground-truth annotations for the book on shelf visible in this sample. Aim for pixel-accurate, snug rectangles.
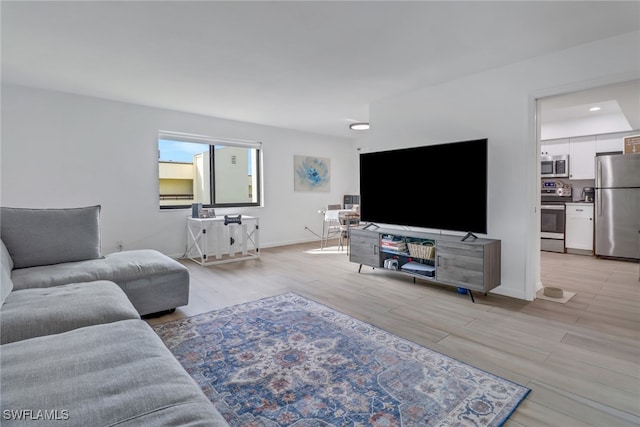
[380,235,407,252]
[381,243,407,252]
[380,241,406,247]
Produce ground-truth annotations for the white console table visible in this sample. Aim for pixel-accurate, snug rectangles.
[186,216,259,266]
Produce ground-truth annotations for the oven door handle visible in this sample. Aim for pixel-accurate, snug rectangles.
[541,205,565,210]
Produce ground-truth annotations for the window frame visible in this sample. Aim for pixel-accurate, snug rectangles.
[158,131,262,210]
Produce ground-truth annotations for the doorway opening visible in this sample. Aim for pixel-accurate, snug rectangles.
[534,78,640,299]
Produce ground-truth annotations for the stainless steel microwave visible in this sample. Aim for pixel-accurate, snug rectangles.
[541,154,569,178]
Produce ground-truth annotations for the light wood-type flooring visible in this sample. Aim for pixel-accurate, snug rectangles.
[146,242,640,427]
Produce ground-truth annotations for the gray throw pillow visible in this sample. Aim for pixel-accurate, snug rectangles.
[0,263,13,306]
[1,239,14,272]
[0,206,103,269]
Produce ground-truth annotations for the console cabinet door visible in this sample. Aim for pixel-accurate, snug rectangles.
[349,229,380,267]
[435,241,485,292]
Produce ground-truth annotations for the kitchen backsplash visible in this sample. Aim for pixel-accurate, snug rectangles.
[541,178,595,202]
[569,179,596,202]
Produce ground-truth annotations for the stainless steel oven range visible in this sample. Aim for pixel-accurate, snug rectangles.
[541,182,572,253]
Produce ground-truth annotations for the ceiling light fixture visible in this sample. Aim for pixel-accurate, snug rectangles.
[349,122,370,131]
[589,106,601,112]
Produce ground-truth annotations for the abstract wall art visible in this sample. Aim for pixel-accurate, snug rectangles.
[294,155,330,192]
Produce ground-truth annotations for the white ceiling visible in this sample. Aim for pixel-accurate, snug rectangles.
[540,79,640,133]
[2,1,639,139]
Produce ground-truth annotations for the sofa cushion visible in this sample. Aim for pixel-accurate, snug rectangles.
[0,320,228,426]
[10,249,190,316]
[10,257,113,290]
[0,205,102,269]
[0,280,140,344]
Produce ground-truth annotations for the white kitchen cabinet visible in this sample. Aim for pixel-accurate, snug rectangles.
[565,203,593,254]
[569,136,596,179]
[596,131,638,153]
[596,133,624,153]
[541,139,569,156]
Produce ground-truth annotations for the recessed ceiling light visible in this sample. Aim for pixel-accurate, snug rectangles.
[589,106,601,112]
[349,122,370,130]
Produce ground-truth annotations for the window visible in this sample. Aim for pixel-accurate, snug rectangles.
[158,131,261,209]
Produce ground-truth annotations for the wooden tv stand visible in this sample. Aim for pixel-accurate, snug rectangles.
[349,227,501,302]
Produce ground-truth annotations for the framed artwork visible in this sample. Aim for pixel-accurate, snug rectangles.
[294,155,330,192]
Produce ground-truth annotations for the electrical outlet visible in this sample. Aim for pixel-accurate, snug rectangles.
[116,241,123,251]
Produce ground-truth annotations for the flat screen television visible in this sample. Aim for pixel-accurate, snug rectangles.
[359,138,487,234]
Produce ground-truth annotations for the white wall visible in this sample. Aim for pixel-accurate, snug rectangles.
[1,85,357,256]
[362,31,640,300]
[2,31,638,301]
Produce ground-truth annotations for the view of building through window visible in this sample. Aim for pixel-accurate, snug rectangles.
[158,137,260,209]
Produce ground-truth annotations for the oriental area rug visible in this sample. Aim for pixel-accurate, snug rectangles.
[153,293,530,426]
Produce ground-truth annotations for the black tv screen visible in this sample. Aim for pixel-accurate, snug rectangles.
[359,138,487,234]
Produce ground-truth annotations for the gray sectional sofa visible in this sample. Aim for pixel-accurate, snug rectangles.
[1,206,189,316]
[0,206,228,426]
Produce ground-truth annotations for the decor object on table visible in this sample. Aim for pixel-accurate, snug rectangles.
[199,208,215,218]
[294,155,330,192]
[153,292,530,426]
[192,203,203,218]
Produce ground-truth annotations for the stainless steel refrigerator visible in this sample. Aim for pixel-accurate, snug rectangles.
[595,154,640,260]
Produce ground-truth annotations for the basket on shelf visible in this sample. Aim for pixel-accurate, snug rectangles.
[407,241,436,260]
